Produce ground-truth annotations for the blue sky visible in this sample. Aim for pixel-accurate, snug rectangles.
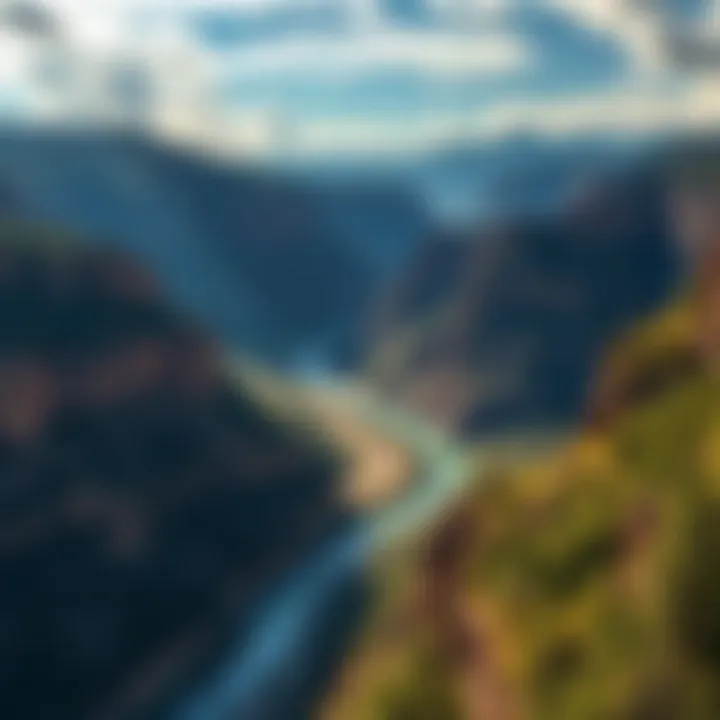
[1,0,719,158]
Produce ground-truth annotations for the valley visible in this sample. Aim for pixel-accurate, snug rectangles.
[172,376,472,720]
[2,1,719,716]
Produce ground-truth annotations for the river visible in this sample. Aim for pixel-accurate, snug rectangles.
[171,381,472,720]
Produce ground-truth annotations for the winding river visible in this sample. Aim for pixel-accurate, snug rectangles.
[172,381,472,720]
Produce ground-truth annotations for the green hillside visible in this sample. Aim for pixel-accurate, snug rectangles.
[325,285,720,719]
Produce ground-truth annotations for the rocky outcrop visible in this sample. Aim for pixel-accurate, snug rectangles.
[587,150,720,427]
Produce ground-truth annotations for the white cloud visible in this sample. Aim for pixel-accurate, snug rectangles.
[273,75,720,158]
[430,0,509,18]
[291,113,468,155]
[473,79,720,138]
[547,0,670,72]
[212,29,528,81]
[349,0,383,29]
[6,1,526,134]
[2,0,719,161]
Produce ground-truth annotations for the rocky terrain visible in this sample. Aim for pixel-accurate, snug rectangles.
[0,223,348,719]
[325,147,720,720]
[367,161,679,435]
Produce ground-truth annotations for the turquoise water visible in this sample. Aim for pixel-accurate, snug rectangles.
[174,381,471,720]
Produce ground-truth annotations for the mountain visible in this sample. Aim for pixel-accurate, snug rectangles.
[366,158,679,435]
[329,301,720,718]
[0,223,348,719]
[0,128,429,368]
[324,156,720,720]
[409,133,654,222]
[308,179,429,279]
[282,134,647,225]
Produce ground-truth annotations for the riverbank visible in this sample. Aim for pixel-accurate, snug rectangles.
[171,375,472,720]
[297,383,415,511]
[231,363,419,512]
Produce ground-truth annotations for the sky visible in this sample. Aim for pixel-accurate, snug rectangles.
[0,0,720,160]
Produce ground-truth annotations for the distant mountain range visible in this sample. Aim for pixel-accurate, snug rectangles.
[0,127,430,369]
[288,132,661,224]
[366,153,680,434]
[0,127,681,410]
[410,134,662,221]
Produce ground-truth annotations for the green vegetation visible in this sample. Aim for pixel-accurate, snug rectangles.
[326,295,720,719]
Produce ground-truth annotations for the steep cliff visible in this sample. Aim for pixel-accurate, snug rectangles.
[325,159,720,720]
[0,223,347,719]
[367,164,678,435]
